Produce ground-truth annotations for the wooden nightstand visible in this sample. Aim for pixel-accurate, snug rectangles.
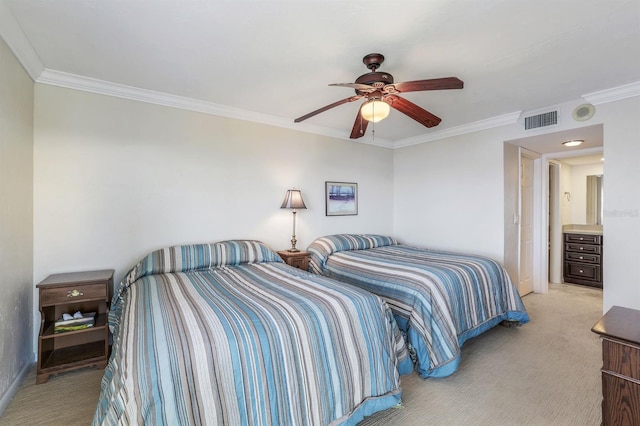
[36,269,114,384]
[277,250,310,271]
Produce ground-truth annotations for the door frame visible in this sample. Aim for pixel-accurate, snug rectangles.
[548,161,562,284]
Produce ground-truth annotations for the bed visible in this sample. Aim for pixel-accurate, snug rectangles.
[307,234,530,379]
[93,240,412,425]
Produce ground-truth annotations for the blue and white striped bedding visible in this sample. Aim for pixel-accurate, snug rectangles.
[308,234,530,378]
[93,240,412,425]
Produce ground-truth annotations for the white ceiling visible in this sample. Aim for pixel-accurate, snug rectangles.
[2,0,640,147]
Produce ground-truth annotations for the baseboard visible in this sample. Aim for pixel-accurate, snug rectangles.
[0,361,34,417]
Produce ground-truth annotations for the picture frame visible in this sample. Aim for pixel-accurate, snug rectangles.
[325,181,358,216]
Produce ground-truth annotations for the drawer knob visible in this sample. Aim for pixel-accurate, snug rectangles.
[67,289,84,298]
[579,269,584,273]
[579,256,584,259]
[580,247,584,250]
[579,237,584,240]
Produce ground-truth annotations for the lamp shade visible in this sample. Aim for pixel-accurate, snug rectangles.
[280,189,307,209]
[360,100,390,123]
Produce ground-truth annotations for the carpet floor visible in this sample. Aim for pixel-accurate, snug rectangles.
[0,283,603,426]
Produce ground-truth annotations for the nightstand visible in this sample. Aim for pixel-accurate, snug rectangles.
[36,269,114,384]
[277,250,310,271]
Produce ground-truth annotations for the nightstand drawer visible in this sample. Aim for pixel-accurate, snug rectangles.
[40,284,107,306]
[288,256,309,271]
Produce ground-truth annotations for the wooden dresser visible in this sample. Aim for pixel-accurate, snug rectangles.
[592,306,640,425]
[563,232,603,288]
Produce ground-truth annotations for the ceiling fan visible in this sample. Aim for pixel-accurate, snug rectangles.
[294,53,464,139]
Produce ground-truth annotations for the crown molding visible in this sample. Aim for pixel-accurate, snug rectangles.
[0,0,44,80]
[36,69,394,149]
[393,111,522,149]
[27,67,640,151]
[583,81,640,105]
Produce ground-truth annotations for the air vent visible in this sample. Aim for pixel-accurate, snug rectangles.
[524,111,558,130]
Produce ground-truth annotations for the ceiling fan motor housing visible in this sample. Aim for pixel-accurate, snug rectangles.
[354,72,394,95]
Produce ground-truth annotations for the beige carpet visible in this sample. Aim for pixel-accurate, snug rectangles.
[0,283,603,426]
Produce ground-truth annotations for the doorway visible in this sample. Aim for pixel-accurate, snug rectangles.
[545,150,604,286]
[503,124,604,294]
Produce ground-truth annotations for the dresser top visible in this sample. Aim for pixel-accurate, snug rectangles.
[592,306,640,345]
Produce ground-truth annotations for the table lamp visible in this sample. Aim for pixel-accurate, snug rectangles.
[280,189,307,252]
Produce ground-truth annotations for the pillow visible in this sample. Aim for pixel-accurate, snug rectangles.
[121,240,282,287]
[307,234,397,273]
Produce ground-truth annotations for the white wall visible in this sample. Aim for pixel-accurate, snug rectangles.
[393,127,508,260]
[0,37,33,411]
[559,161,573,225]
[33,84,394,295]
[393,96,640,312]
[598,96,640,311]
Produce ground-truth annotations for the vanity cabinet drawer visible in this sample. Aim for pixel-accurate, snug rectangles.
[564,262,601,282]
[565,252,600,264]
[565,233,602,245]
[564,242,601,255]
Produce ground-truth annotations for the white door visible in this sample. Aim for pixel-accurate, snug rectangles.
[519,156,534,295]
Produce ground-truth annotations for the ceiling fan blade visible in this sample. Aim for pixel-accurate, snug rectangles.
[388,77,463,93]
[294,96,362,123]
[330,83,376,92]
[350,110,369,139]
[385,95,441,128]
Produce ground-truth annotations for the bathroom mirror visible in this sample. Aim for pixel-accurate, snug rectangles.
[586,175,603,225]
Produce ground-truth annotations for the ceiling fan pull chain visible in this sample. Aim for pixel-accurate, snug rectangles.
[371,106,376,140]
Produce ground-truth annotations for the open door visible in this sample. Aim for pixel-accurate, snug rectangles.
[519,155,534,295]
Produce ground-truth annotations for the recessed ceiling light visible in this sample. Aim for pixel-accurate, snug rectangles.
[562,139,584,147]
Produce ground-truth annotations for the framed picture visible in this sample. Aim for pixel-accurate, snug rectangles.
[325,181,358,216]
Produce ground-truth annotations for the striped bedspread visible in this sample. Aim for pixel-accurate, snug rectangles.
[308,234,530,378]
[93,240,412,426]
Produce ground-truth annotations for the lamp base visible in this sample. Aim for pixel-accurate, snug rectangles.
[288,235,299,252]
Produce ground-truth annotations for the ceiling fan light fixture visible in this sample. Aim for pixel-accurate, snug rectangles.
[360,100,390,123]
[562,139,584,147]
